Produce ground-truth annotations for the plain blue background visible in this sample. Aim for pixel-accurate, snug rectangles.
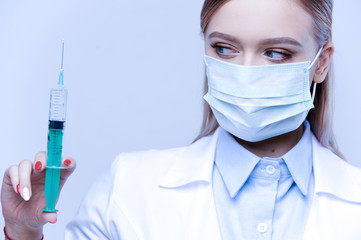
[0,0,360,238]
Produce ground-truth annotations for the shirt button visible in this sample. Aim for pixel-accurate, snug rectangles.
[257,223,268,233]
[266,165,276,175]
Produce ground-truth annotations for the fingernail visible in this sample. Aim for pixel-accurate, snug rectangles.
[64,159,71,166]
[22,187,30,201]
[35,161,42,170]
[16,184,20,194]
[50,218,57,224]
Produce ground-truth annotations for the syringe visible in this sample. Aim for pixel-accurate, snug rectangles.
[42,42,68,213]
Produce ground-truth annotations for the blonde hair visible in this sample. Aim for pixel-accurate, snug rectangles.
[195,0,344,158]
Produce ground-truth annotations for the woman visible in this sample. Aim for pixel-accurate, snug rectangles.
[2,0,361,239]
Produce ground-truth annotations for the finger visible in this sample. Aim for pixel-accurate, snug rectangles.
[7,165,20,194]
[18,160,33,201]
[41,212,58,225]
[33,151,47,172]
[60,157,76,181]
[62,156,76,170]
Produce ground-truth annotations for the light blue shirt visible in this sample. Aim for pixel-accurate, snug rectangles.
[212,121,315,239]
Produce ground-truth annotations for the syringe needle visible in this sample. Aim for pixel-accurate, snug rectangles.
[61,41,65,69]
[58,42,65,86]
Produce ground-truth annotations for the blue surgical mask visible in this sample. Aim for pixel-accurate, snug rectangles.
[203,48,322,142]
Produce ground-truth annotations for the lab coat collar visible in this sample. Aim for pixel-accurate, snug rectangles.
[312,134,361,203]
[160,127,361,204]
[159,128,220,188]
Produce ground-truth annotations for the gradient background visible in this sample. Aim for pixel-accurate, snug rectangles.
[0,0,360,238]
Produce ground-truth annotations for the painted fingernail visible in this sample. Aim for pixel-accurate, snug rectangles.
[64,159,71,166]
[16,184,20,194]
[22,187,30,201]
[35,161,42,170]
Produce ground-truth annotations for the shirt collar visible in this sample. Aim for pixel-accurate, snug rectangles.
[214,120,313,198]
[214,127,260,198]
[282,120,313,195]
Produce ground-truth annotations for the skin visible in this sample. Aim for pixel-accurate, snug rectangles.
[205,0,334,157]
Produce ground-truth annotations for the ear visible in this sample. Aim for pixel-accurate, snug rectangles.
[313,41,335,83]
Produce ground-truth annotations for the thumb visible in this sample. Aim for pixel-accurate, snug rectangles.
[41,212,58,224]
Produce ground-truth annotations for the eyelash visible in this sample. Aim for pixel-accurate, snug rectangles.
[264,50,292,63]
[210,44,239,58]
[210,43,293,63]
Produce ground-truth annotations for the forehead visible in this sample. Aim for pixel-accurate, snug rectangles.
[207,0,315,46]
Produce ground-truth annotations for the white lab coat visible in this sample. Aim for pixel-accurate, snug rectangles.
[65,128,361,239]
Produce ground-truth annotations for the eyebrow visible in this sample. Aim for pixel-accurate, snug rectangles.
[208,31,302,48]
[208,32,240,45]
[259,38,302,47]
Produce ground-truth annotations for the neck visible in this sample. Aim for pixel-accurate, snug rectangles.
[234,124,305,158]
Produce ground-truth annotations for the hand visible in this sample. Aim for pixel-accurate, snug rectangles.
[1,151,76,240]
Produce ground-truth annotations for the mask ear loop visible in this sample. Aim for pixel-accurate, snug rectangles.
[307,47,323,71]
[204,56,209,67]
[311,82,317,102]
[306,47,323,102]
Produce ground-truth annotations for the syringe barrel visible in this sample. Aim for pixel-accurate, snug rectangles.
[49,87,67,122]
[43,126,63,212]
[43,85,67,213]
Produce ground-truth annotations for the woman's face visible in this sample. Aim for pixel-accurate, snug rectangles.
[205,0,319,68]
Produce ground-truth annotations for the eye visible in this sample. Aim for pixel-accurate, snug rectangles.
[211,44,239,58]
[264,50,292,62]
